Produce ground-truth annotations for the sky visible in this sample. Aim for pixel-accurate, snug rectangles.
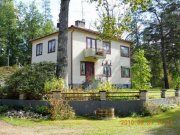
[15,0,98,29]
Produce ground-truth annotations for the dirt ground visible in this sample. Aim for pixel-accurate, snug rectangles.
[0,121,82,135]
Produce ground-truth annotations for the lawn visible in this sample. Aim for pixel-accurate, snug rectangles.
[0,107,179,135]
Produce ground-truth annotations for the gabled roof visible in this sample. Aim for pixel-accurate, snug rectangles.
[30,25,132,44]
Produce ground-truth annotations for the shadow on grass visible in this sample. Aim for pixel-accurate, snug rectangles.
[147,108,180,135]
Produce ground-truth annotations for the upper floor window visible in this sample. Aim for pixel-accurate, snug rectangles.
[36,43,43,56]
[121,66,130,78]
[120,46,130,57]
[103,41,111,54]
[48,39,56,53]
[86,37,97,49]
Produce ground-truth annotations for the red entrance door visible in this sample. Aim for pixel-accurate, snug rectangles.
[85,62,94,82]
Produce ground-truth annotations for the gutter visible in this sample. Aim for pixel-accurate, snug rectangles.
[71,29,74,88]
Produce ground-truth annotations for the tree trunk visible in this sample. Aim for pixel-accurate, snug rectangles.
[160,27,169,89]
[56,0,70,88]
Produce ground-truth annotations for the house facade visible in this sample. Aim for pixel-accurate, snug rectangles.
[31,21,132,88]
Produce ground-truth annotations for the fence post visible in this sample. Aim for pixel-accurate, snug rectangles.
[139,90,148,100]
[161,89,166,98]
[52,91,61,99]
[99,91,107,101]
[175,88,179,97]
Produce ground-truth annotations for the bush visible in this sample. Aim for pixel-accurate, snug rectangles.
[5,62,56,99]
[44,78,64,93]
[0,105,9,113]
[49,98,75,120]
[35,106,50,115]
[97,81,113,91]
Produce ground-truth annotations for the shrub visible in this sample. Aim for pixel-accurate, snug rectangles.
[97,81,113,91]
[49,98,75,120]
[5,62,56,99]
[44,78,64,93]
[35,106,49,115]
[0,105,9,113]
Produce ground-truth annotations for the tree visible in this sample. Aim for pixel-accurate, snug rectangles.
[131,49,152,90]
[41,0,55,35]
[0,0,17,66]
[56,0,70,88]
[142,0,179,88]
[41,0,52,21]
[16,1,55,65]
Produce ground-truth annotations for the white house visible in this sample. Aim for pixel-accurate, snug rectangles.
[31,20,132,88]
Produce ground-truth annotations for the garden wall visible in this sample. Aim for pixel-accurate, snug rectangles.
[0,97,179,116]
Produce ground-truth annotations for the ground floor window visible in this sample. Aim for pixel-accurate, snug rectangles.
[80,62,85,75]
[103,66,111,77]
[121,67,130,78]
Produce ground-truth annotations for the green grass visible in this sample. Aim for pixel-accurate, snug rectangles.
[0,107,180,135]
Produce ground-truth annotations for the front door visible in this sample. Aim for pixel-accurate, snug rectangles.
[85,62,94,82]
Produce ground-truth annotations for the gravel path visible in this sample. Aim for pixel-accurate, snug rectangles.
[0,121,82,135]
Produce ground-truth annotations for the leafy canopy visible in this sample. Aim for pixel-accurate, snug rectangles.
[131,49,152,90]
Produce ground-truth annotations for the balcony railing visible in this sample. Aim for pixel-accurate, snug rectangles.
[84,48,106,59]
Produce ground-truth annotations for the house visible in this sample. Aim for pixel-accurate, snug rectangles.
[31,20,132,89]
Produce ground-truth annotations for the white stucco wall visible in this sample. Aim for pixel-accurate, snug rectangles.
[31,29,131,86]
[31,32,72,85]
[72,31,131,86]
[31,34,58,63]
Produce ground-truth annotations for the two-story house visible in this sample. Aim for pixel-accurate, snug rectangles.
[31,20,131,88]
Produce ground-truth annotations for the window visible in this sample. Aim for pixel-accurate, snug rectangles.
[36,43,43,56]
[103,66,111,77]
[121,67,130,78]
[86,37,97,49]
[80,62,86,76]
[48,39,56,53]
[103,41,111,54]
[120,46,130,57]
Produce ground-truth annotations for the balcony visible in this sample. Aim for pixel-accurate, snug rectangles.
[84,48,106,60]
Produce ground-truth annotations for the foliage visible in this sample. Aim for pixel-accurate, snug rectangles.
[0,0,55,66]
[132,0,180,88]
[49,98,75,120]
[131,49,152,90]
[93,0,152,40]
[35,106,50,115]
[5,62,55,99]
[44,78,64,93]
[0,105,9,113]
[97,81,113,91]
